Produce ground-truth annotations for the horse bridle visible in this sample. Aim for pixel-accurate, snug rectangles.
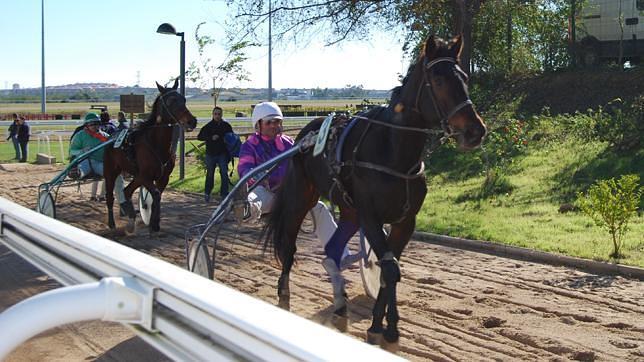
[137,90,183,175]
[158,89,184,127]
[416,56,473,138]
[325,56,474,222]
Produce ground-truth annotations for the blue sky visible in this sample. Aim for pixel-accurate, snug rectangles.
[0,0,408,90]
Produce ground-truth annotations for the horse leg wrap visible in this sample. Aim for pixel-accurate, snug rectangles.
[378,252,400,288]
[277,274,290,298]
[322,257,347,312]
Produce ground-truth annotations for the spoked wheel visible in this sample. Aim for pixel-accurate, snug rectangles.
[36,189,56,219]
[187,237,213,280]
[358,225,390,300]
[359,241,381,300]
[138,187,153,225]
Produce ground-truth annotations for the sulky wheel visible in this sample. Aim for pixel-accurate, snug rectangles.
[187,238,214,280]
[36,189,56,219]
[359,238,381,300]
[138,187,153,226]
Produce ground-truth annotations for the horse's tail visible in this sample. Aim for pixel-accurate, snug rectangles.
[261,157,300,265]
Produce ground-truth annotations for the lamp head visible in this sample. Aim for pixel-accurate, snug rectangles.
[156,23,177,35]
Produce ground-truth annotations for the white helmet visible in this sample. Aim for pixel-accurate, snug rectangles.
[251,101,283,129]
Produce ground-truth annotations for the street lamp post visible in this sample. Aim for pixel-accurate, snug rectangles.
[157,23,186,180]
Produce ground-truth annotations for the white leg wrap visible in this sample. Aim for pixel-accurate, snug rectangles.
[311,202,352,259]
[322,257,347,310]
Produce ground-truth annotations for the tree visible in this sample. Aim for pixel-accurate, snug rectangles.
[226,0,485,74]
[225,0,575,78]
[187,22,257,106]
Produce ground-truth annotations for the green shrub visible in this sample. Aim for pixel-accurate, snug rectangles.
[478,168,514,198]
[594,97,643,153]
[530,108,598,143]
[189,142,207,172]
[577,174,642,258]
[480,118,528,169]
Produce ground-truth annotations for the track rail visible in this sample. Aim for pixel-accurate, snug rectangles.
[0,197,401,361]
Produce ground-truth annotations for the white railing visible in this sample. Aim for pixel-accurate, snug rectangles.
[0,197,402,361]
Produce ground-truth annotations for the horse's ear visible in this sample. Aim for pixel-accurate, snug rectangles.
[449,34,463,60]
[424,35,439,60]
[171,78,179,90]
[156,82,165,93]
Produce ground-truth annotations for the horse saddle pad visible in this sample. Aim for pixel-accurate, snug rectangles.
[314,113,335,157]
[113,129,128,148]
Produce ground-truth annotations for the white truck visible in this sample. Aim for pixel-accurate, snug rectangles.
[576,0,644,65]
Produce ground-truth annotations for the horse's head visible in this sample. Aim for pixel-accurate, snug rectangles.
[416,35,487,150]
[155,80,198,131]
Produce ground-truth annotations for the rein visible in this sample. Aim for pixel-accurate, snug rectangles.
[340,56,472,178]
[327,56,472,222]
[141,123,180,177]
[132,90,184,176]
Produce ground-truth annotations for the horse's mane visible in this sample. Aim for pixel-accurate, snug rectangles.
[136,95,162,129]
[389,36,454,108]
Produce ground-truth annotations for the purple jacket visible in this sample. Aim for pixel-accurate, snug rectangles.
[237,133,294,190]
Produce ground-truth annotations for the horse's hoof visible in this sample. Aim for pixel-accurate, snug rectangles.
[381,339,400,353]
[277,296,291,311]
[125,218,136,234]
[366,331,383,346]
[332,313,348,332]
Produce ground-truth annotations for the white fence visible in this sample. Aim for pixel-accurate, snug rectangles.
[0,197,402,361]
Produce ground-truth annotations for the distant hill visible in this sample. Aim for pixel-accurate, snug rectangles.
[0,83,391,103]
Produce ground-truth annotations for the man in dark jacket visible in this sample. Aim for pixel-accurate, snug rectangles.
[197,106,233,202]
[16,117,30,163]
[7,113,20,160]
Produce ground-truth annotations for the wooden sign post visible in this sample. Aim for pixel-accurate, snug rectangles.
[120,94,145,127]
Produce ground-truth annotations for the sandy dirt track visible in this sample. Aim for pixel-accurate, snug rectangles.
[1,163,642,361]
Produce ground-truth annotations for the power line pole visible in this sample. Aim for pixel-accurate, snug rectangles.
[41,0,46,113]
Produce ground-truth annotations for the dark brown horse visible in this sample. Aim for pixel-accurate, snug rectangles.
[262,35,487,350]
[104,80,197,233]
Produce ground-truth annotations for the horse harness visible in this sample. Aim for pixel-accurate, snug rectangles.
[125,90,183,176]
[319,57,474,223]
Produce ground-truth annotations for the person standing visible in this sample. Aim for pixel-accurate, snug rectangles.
[6,113,20,160]
[116,111,129,132]
[16,116,30,163]
[197,106,233,202]
[100,111,117,136]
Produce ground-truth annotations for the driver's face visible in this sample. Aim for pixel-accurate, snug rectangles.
[259,118,282,139]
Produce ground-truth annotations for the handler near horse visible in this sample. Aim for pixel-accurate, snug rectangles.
[198,106,233,202]
[262,35,487,351]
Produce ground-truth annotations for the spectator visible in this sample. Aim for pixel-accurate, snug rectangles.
[16,116,30,163]
[6,113,20,160]
[197,106,233,202]
[100,111,117,136]
[116,111,129,131]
